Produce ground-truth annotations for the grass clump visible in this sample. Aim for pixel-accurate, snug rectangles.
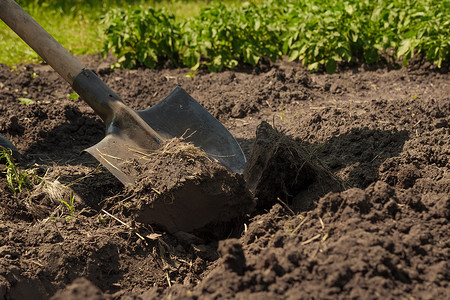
[59,191,75,220]
[0,148,39,194]
[0,147,77,220]
[34,178,78,221]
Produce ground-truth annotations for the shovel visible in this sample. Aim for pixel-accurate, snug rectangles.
[0,0,246,185]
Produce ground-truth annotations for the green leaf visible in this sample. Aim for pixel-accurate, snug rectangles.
[18,98,34,105]
[307,62,319,71]
[254,19,261,31]
[67,93,79,101]
[288,50,299,62]
[344,4,354,15]
[397,39,412,57]
[185,69,198,78]
[325,59,337,74]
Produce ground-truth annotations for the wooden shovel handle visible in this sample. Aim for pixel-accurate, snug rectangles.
[0,0,84,84]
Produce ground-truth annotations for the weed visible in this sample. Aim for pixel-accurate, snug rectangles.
[67,93,79,101]
[279,104,286,121]
[60,191,75,220]
[0,148,39,194]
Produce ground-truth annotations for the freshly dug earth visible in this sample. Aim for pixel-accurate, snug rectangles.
[119,138,255,233]
[0,55,449,299]
[244,121,343,210]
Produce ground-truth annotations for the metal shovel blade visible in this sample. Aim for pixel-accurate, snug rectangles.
[85,86,246,185]
[137,87,246,173]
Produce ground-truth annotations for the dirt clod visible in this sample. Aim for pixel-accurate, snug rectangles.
[218,239,246,275]
[121,138,255,233]
[50,278,106,300]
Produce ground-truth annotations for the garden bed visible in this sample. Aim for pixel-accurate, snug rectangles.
[0,55,448,299]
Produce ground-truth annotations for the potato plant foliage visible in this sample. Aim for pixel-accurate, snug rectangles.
[102,8,179,69]
[102,0,450,73]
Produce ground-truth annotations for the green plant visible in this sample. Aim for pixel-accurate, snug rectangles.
[281,0,450,72]
[100,0,449,73]
[395,0,450,67]
[0,148,37,194]
[60,191,75,219]
[1,0,215,65]
[179,1,282,72]
[67,93,79,101]
[102,7,180,69]
[3,0,448,70]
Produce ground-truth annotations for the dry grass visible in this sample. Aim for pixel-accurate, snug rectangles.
[143,137,211,162]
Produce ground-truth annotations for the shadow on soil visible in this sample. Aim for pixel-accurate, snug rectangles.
[238,125,409,214]
[314,127,409,188]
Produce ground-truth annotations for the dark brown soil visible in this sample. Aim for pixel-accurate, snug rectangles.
[0,55,449,299]
[120,138,255,233]
[244,121,343,210]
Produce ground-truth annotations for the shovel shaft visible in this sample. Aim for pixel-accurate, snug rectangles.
[72,69,125,124]
[0,0,84,84]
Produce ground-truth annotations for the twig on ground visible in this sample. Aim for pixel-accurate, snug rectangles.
[166,272,172,287]
[301,234,321,245]
[276,197,295,216]
[291,215,309,234]
[101,209,146,241]
[319,217,325,230]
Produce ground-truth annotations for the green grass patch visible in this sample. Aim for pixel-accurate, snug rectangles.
[0,148,40,194]
[60,191,75,219]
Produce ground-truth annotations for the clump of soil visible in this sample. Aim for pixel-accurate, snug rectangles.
[50,277,105,300]
[118,138,255,233]
[151,180,449,299]
[244,121,343,210]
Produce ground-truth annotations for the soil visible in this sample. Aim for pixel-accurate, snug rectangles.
[121,138,255,234]
[0,55,449,299]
